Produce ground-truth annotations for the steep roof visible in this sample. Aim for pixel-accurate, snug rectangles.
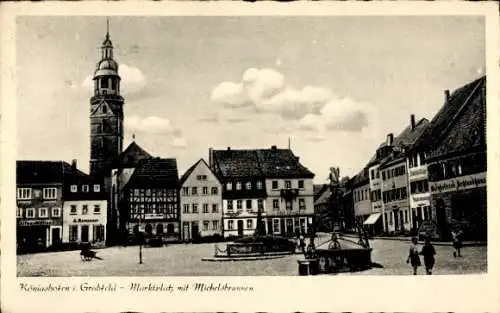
[17,160,74,185]
[114,141,152,168]
[126,157,179,189]
[412,76,486,155]
[180,158,220,185]
[211,147,314,179]
[314,187,332,206]
[348,167,370,188]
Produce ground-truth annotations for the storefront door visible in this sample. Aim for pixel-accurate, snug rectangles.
[183,222,190,241]
[81,225,89,242]
[51,228,61,246]
[237,220,243,236]
[286,219,294,235]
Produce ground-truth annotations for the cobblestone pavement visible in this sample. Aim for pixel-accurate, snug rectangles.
[17,236,486,276]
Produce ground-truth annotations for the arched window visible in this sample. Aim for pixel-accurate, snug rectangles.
[156,224,164,234]
[145,224,153,236]
[166,224,174,234]
[101,78,108,89]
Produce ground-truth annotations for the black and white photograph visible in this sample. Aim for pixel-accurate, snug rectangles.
[10,13,491,277]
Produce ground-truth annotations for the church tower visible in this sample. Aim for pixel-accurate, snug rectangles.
[89,20,124,176]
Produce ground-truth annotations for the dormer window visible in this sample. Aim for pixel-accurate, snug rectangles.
[245,182,252,190]
[83,185,89,193]
[226,182,233,191]
[102,105,107,114]
[93,184,100,192]
[236,182,242,190]
[71,185,77,193]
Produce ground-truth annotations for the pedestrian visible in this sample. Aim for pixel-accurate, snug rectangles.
[420,238,436,275]
[299,234,306,254]
[451,228,463,257]
[406,236,421,275]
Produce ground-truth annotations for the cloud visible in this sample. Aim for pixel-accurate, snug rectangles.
[81,63,146,95]
[125,116,180,135]
[209,68,374,132]
[170,137,188,149]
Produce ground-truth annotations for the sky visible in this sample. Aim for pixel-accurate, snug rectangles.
[16,16,485,183]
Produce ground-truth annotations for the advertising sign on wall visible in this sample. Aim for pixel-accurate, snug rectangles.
[429,172,486,194]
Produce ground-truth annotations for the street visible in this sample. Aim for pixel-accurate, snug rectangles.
[17,237,486,277]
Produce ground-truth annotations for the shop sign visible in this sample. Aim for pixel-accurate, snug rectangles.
[409,167,428,181]
[411,194,430,206]
[429,172,486,194]
[72,218,99,223]
[144,213,166,220]
[18,219,52,226]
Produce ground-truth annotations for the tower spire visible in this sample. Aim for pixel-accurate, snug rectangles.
[106,17,110,40]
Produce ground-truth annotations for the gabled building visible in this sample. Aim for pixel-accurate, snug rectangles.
[110,140,152,244]
[180,159,223,241]
[62,160,107,247]
[210,147,267,238]
[313,184,332,232]
[209,146,315,238]
[378,116,430,234]
[122,157,181,241]
[16,161,66,251]
[419,76,487,240]
[349,168,371,227]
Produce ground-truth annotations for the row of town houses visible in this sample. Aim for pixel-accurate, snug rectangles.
[16,145,316,251]
[329,75,486,241]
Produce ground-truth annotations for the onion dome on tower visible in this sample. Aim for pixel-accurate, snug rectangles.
[93,20,121,97]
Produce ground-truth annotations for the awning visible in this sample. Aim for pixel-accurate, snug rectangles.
[363,213,382,225]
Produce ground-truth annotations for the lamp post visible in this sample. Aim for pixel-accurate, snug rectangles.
[139,209,143,264]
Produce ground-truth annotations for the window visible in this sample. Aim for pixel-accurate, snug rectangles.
[39,207,48,218]
[192,203,199,213]
[285,180,292,189]
[183,204,190,214]
[246,200,252,210]
[246,219,253,229]
[17,188,32,200]
[228,220,234,230]
[93,205,101,214]
[389,213,393,225]
[382,171,386,180]
[212,220,219,230]
[203,221,209,231]
[272,181,278,189]
[236,182,242,190]
[226,182,233,191]
[404,210,408,223]
[191,187,198,195]
[236,200,242,211]
[26,208,35,218]
[17,208,23,218]
[82,205,88,215]
[93,184,100,192]
[273,219,280,233]
[52,207,60,217]
[69,225,78,242]
[298,180,304,189]
[285,200,292,211]
[245,182,252,190]
[197,175,207,181]
[71,185,77,193]
[299,198,305,210]
[182,187,189,196]
[203,203,209,213]
[227,201,233,212]
[43,187,57,199]
[256,181,263,190]
[202,187,208,195]
[273,199,280,210]
[257,199,264,210]
[376,170,380,179]
[212,203,218,213]
[371,170,375,179]
[70,205,77,215]
[94,225,105,241]
[211,187,218,195]
[82,185,89,193]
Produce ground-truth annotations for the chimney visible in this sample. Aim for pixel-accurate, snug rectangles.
[386,133,394,146]
[445,89,450,103]
[71,159,77,172]
[227,146,231,151]
[208,147,214,168]
[271,145,277,150]
[410,114,416,131]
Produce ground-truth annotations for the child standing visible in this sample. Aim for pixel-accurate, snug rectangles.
[406,237,421,275]
[420,238,436,275]
[451,228,463,257]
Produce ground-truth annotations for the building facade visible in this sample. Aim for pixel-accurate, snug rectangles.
[407,150,431,232]
[350,168,371,226]
[16,161,67,251]
[180,159,223,241]
[62,163,107,246]
[210,146,315,238]
[424,76,487,240]
[122,158,181,241]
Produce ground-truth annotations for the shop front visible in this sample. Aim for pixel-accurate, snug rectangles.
[17,219,62,252]
[430,172,487,240]
[63,201,107,247]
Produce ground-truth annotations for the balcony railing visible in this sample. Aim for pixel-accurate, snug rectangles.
[280,188,299,199]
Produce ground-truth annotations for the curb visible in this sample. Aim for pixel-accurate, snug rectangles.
[342,234,486,247]
[201,255,286,262]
